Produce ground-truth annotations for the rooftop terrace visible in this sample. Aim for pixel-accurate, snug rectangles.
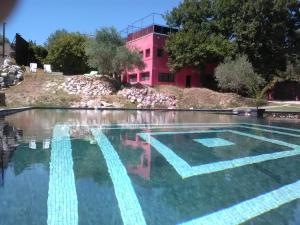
[120,13,178,42]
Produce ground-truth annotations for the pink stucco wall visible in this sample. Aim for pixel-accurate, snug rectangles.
[124,32,202,87]
[125,33,154,86]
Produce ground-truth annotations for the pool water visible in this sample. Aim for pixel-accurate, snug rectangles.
[0,110,300,225]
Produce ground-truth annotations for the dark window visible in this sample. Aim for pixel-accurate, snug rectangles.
[158,73,175,82]
[141,72,150,81]
[145,49,150,57]
[139,51,143,58]
[129,74,137,82]
[157,48,164,57]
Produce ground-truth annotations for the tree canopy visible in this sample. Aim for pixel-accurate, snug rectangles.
[28,41,48,68]
[85,27,144,81]
[165,0,300,81]
[45,30,89,75]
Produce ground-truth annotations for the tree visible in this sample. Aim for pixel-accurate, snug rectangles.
[28,41,48,68]
[165,0,236,72]
[165,31,235,72]
[45,30,89,75]
[165,0,300,81]
[234,0,299,80]
[85,27,144,82]
[215,55,265,96]
[277,59,300,81]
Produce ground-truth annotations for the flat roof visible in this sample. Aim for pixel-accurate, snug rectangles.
[126,25,177,42]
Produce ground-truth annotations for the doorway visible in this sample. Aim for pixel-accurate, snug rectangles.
[185,76,191,88]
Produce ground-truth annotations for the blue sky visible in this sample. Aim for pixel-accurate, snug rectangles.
[5,0,181,45]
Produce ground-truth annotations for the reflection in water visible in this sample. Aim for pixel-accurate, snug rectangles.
[29,139,36,149]
[0,110,300,224]
[43,139,50,149]
[0,118,22,186]
[121,132,151,180]
[5,109,251,140]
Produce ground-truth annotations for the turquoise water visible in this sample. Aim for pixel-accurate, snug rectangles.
[0,110,300,225]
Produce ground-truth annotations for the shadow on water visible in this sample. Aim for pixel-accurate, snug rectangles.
[0,117,22,187]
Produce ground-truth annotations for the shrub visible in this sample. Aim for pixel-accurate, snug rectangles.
[215,55,265,96]
[45,30,89,75]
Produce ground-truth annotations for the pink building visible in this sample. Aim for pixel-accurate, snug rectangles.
[123,25,215,88]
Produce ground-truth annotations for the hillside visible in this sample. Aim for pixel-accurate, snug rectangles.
[3,72,256,109]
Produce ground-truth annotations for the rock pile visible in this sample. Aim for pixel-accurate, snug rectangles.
[64,76,117,96]
[118,85,177,109]
[64,76,177,108]
[0,60,24,88]
[71,97,122,108]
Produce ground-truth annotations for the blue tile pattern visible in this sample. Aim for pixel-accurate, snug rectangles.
[137,124,300,224]
[139,129,300,178]
[47,125,78,225]
[193,138,235,148]
[181,180,300,225]
[91,128,146,225]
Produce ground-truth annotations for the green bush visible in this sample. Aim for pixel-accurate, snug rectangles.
[28,42,48,68]
[215,55,265,96]
[45,30,89,75]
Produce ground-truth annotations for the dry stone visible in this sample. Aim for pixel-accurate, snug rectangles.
[64,75,116,96]
[118,84,177,109]
[0,62,24,88]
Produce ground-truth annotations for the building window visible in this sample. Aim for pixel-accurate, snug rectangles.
[158,73,175,82]
[157,48,164,57]
[145,49,150,57]
[129,74,137,82]
[139,51,143,58]
[141,72,150,81]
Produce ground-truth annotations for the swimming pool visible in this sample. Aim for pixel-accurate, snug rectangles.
[0,109,299,225]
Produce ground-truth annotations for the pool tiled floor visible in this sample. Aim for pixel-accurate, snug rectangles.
[193,138,235,148]
[4,121,300,225]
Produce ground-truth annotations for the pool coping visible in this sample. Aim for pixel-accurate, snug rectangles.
[0,106,32,116]
[1,106,300,118]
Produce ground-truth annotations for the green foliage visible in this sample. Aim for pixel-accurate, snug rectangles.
[45,30,89,75]
[277,59,300,81]
[234,0,299,80]
[165,0,239,71]
[85,27,144,81]
[28,41,48,68]
[166,31,235,72]
[165,0,214,32]
[166,0,300,81]
[215,55,265,96]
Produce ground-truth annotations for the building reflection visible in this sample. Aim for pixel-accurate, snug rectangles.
[121,132,151,180]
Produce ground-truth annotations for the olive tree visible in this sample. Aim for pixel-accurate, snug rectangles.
[215,55,265,96]
[85,27,144,83]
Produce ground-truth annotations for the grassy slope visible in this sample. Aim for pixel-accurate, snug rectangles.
[5,72,81,107]
[155,85,256,109]
[2,73,270,109]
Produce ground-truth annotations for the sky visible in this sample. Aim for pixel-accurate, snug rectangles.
[4,0,181,45]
